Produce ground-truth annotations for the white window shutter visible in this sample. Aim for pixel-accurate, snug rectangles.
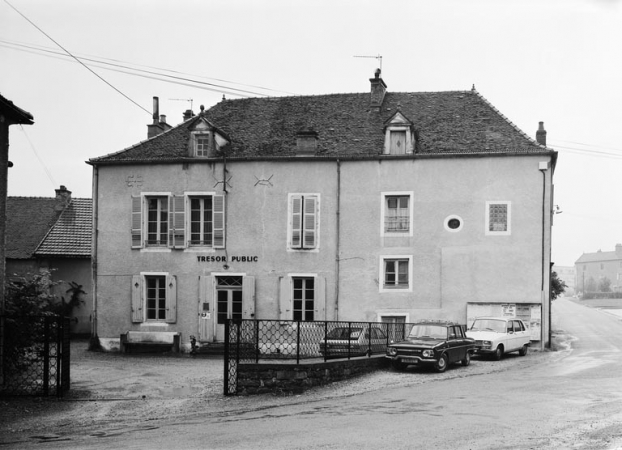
[131,275,144,323]
[213,195,225,248]
[291,195,302,248]
[131,196,143,249]
[314,276,326,320]
[242,276,256,319]
[279,277,292,321]
[198,275,214,342]
[165,275,177,323]
[168,195,186,248]
[303,196,317,248]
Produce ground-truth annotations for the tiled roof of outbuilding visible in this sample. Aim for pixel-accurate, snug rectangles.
[89,87,552,164]
[6,198,62,259]
[35,198,92,258]
[6,197,92,259]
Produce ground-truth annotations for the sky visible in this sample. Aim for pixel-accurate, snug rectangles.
[1,0,621,267]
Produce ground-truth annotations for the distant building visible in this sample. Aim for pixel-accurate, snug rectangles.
[6,186,93,335]
[552,265,575,296]
[88,71,557,351]
[575,244,622,294]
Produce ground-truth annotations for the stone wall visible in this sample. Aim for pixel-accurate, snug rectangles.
[236,356,389,395]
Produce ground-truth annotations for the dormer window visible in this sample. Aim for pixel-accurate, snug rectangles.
[296,130,318,156]
[188,118,230,158]
[195,134,210,157]
[383,112,415,155]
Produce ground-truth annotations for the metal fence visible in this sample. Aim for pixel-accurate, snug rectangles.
[224,319,415,395]
[0,315,70,397]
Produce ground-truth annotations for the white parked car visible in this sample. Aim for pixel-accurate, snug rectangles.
[466,317,530,360]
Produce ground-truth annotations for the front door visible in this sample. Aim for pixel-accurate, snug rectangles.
[215,276,243,342]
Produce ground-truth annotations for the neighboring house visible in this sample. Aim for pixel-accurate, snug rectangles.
[575,244,622,294]
[552,265,575,296]
[88,71,557,351]
[6,186,93,335]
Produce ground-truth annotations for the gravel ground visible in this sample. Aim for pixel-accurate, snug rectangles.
[0,336,564,442]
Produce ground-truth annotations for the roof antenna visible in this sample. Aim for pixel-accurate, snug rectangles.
[169,98,193,111]
[354,54,383,72]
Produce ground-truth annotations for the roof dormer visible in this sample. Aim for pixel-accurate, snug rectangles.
[188,117,229,157]
[383,111,415,155]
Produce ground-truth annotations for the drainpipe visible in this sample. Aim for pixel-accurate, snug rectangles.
[539,162,549,350]
[90,165,100,350]
[334,159,341,320]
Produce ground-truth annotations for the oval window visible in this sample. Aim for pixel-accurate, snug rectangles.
[444,215,463,232]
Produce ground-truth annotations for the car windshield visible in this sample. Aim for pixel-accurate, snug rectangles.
[327,328,362,339]
[408,325,447,340]
[470,319,505,333]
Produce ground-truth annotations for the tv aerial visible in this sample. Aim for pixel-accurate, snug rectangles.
[353,54,383,71]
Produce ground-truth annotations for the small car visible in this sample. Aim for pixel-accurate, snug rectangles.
[466,317,530,360]
[319,326,388,358]
[385,321,475,373]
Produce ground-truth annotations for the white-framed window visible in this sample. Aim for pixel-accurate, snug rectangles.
[131,273,177,323]
[279,274,326,321]
[195,134,210,157]
[288,194,320,251]
[379,255,413,292]
[381,192,413,236]
[485,201,511,236]
[292,277,315,321]
[132,193,225,249]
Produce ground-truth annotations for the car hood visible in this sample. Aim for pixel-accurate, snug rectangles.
[466,330,503,341]
[391,338,441,349]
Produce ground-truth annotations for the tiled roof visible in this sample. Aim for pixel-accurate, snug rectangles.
[35,198,92,258]
[6,198,63,259]
[90,87,552,164]
[575,251,622,264]
[5,197,92,259]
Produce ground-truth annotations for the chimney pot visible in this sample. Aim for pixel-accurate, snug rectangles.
[152,97,159,124]
[159,114,167,124]
[536,121,547,146]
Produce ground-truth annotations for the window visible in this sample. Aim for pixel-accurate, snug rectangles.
[195,135,210,157]
[381,192,413,236]
[289,194,319,250]
[486,201,511,235]
[385,196,409,232]
[131,193,225,249]
[292,277,315,321]
[131,273,177,323]
[146,275,167,320]
[380,256,413,292]
[445,215,463,232]
[146,197,168,246]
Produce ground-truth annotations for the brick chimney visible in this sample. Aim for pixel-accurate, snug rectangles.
[55,185,72,210]
[370,69,387,111]
[147,97,172,138]
[536,121,547,146]
[183,109,195,121]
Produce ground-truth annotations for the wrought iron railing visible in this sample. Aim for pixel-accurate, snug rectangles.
[0,315,70,397]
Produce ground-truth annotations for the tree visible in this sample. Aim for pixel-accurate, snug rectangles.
[551,271,567,301]
[598,277,612,293]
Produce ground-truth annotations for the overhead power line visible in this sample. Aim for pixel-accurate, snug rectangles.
[4,0,151,115]
[0,38,297,98]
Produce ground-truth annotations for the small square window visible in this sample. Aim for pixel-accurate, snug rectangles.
[380,256,412,292]
[381,192,413,236]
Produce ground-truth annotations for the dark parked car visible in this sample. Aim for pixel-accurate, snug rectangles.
[386,321,475,372]
[319,326,388,358]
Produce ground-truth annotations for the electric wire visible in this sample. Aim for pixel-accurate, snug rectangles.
[0,38,296,97]
[4,0,152,115]
[18,125,57,189]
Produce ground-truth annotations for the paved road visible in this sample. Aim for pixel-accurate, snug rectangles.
[7,298,622,449]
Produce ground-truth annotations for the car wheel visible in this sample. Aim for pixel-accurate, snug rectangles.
[462,351,471,366]
[519,344,529,357]
[493,345,503,361]
[435,354,448,373]
[392,360,405,371]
